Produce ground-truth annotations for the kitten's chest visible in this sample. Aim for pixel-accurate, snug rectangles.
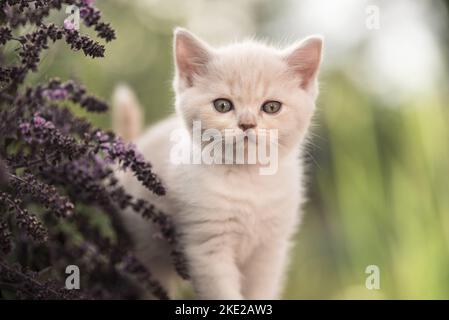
[187,165,301,256]
[170,162,302,263]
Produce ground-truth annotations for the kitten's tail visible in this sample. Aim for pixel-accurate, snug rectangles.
[112,84,143,142]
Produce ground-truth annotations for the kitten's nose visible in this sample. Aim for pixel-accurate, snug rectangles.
[238,113,257,131]
[238,122,256,131]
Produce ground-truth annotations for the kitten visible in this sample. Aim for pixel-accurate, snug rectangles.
[113,28,323,299]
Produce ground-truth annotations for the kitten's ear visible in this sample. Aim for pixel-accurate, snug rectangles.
[283,36,323,93]
[174,28,212,89]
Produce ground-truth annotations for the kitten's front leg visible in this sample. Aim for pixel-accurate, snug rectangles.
[241,239,290,299]
[184,237,243,300]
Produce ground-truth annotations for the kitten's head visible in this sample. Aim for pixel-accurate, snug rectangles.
[173,28,323,157]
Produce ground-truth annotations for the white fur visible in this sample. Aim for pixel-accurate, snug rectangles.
[115,28,323,299]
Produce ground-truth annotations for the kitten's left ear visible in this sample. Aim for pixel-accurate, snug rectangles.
[283,36,323,93]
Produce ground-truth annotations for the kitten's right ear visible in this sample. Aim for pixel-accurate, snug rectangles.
[174,28,212,89]
[283,35,323,94]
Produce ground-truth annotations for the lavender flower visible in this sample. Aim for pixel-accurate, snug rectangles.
[0,158,8,187]
[43,88,67,100]
[0,259,83,299]
[0,27,12,45]
[0,192,48,242]
[9,173,75,218]
[98,136,166,195]
[0,221,12,255]
[118,253,170,300]
[0,0,175,299]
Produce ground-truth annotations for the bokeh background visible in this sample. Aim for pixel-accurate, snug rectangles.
[30,0,449,299]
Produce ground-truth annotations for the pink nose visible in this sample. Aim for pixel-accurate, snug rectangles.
[238,122,256,131]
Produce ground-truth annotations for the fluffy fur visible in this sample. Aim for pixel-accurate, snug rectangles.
[114,28,323,299]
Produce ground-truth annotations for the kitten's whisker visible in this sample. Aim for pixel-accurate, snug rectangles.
[304,149,321,170]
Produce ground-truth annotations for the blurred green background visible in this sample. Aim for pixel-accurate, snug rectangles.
[31,0,449,299]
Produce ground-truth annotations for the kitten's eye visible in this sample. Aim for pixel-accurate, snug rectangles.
[213,98,233,113]
[261,101,282,114]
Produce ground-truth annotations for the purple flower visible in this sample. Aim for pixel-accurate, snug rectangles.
[0,26,12,45]
[19,122,31,134]
[0,0,174,300]
[95,131,109,143]
[44,121,55,129]
[83,0,95,6]
[79,7,90,19]
[0,158,8,187]
[32,116,46,127]
[0,220,12,255]
[44,88,68,100]
[9,173,75,218]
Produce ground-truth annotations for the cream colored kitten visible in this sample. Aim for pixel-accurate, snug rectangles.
[114,28,323,299]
